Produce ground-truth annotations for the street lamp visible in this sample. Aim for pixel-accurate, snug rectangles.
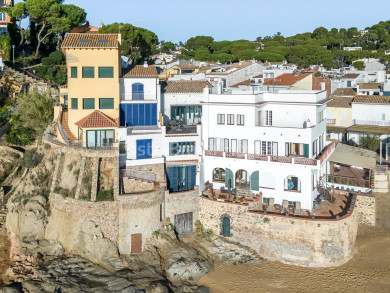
[12,45,15,69]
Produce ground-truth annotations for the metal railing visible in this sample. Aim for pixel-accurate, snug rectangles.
[120,93,158,101]
[120,169,155,182]
[57,104,69,143]
[44,133,118,150]
[353,119,390,127]
[327,174,370,188]
[205,150,223,157]
[226,152,245,159]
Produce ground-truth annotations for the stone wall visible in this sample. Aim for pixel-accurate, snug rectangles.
[50,193,119,242]
[126,163,165,183]
[199,197,358,267]
[355,194,376,226]
[164,187,200,230]
[118,187,165,254]
[122,178,154,194]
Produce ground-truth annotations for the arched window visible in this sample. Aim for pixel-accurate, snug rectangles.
[132,83,144,100]
[284,175,301,192]
[213,168,225,182]
[235,169,249,188]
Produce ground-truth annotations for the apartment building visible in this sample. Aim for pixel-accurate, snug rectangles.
[0,0,11,35]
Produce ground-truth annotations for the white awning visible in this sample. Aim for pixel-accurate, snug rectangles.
[328,143,376,170]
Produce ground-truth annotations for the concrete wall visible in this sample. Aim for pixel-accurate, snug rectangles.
[118,187,165,254]
[199,197,358,267]
[327,107,352,128]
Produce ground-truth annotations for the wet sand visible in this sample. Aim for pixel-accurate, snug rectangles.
[199,193,390,293]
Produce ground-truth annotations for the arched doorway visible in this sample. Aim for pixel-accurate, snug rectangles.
[225,168,233,188]
[222,216,231,236]
[235,169,249,189]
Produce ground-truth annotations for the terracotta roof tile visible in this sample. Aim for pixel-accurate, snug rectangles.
[352,95,390,104]
[62,33,119,49]
[328,97,353,108]
[331,88,356,97]
[164,80,211,93]
[69,22,99,34]
[358,83,382,90]
[231,79,251,88]
[122,65,158,78]
[263,73,311,86]
[75,110,118,128]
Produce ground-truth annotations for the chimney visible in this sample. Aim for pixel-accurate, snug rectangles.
[143,61,148,68]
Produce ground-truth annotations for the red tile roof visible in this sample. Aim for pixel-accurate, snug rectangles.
[263,73,311,86]
[122,65,159,78]
[62,33,119,49]
[331,88,356,97]
[69,21,99,34]
[164,80,211,93]
[75,110,118,128]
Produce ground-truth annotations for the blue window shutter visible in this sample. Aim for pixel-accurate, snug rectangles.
[169,143,173,155]
[152,103,157,125]
[139,103,145,126]
[187,165,196,190]
[120,104,126,126]
[167,167,178,193]
[132,104,138,126]
[145,104,151,126]
[250,171,259,191]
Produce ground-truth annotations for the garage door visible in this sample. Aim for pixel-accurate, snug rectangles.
[174,212,193,234]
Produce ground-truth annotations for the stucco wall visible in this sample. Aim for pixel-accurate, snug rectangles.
[50,193,119,242]
[199,197,358,267]
[355,194,375,226]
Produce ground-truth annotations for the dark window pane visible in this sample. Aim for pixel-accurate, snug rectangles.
[82,67,94,78]
[99,98,114,109]
[99,67,114,78]
[83,98,95,109]
[71,67,77,78]
[71,98,78,109]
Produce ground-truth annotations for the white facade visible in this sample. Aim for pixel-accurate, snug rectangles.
[200,90,330,210]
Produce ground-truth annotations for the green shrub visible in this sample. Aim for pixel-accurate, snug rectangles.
[21,149,43,168]
[263,217,270,224]
[359,135,380,152]
[96,187,114,201]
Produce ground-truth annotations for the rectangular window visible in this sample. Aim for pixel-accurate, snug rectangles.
[312,139,318,157]
[231,139,237,152]
[341,111,347,121]
[265,110,272,126]
[224,138,229,152]
[83,98,95,110]
[70,67,77,78]
[347,81,352,87]
[82,67,94,78]
[285,143,304,156]
[227,114,234,125]
[208,138,215,151]
[98,66,114,78]
[167,165,196,193]
[237,139,248,153]
[382,113,386,121]
[136,139,152,159]
[120,103,158,126]
[119,141,126,154]
[99,98,114,109]
[71,98,78,109]
[171,105,202,125]
[169,142,195,155]
[237,114,244,126]
[217,114,225,124]
[254,140,261,155]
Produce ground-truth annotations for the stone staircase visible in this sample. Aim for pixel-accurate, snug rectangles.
[60,109,77,141]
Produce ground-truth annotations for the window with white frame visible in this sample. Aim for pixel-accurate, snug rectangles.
[256,140,277,155]
[217,114,225,124]
[317,110,324,124]
[224,138,229,152]
[169,142,195,155]
[312,139,318,157]
[265,110,272,126]
[227,114,234,125]
[237,114,244,126]
[208,137,215,151]
[237,139,248,153]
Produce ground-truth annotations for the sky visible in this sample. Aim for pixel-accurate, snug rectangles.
[16,0,390,43]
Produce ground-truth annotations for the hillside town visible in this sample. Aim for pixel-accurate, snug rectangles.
[1,0,390,292]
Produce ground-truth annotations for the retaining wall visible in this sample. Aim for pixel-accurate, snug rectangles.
[199,197,358,267]
[50,193,119,242]
[355,194,376,226]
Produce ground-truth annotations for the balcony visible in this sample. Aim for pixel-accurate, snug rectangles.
[120,93,158,101]
[352,119,390,127]
[205,150,318,166]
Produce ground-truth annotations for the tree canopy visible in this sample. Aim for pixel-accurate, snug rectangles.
[99,22,158,65]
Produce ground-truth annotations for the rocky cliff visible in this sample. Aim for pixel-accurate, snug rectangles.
[0,142,261,292]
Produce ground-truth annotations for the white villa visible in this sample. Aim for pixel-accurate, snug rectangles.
[200,90,331,210]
